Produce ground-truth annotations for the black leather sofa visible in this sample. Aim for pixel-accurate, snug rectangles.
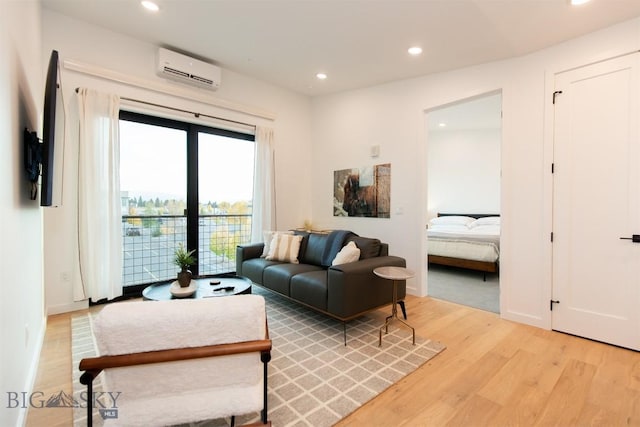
[236,230,407,322]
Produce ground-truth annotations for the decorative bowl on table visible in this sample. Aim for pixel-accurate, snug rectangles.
[170,281,197,298]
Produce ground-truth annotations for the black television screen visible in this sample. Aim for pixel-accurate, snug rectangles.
[41,49,60,207]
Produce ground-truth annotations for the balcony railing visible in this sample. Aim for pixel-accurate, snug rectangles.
[122,214,252,287]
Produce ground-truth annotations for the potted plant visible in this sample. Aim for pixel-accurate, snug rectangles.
[173,243,196,288]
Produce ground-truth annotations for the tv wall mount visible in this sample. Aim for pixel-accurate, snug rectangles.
[23,127,42,200]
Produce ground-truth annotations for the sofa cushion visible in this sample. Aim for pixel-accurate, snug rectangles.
[292,230,310,260]
[241,258,283,285]
[290,271,329,311]
[299,232,330,266]
[266,233,304,263]
[346,236,382,259]
[263,263,324,296]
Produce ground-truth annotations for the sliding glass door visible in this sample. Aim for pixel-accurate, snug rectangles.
[119,118,187,286]
[197,131,255,275]
[119,111,255,287]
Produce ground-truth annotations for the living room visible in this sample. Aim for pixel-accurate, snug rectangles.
[3,1,640,426]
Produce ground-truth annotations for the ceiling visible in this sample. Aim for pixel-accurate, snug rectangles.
[41,0,640,97]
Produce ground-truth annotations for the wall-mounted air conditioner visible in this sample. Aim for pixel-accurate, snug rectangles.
[156,48,221,90]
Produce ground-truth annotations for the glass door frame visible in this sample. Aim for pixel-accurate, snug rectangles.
[119,110,255,281]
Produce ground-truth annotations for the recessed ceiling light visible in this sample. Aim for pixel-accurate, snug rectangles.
[570,0,590,5]
[141,1,160,12]
[316,73,328,80]
[438,123,447,127]
[408,46,423,56]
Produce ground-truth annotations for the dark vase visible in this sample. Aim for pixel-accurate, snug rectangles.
[177,268,192,288]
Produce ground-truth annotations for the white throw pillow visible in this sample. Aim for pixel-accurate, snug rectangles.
[331,241,361,266]
[261,230,294,257]
[266,233,303,264]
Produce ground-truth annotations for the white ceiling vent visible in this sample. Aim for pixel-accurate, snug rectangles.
[156,48,221,90]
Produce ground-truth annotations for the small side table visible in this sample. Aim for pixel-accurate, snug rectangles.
[374,266,415,346]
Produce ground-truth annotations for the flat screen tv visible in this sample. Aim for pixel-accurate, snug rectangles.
[41,49,64,207]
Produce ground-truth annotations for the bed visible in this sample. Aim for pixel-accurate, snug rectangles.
[427,213,500,278]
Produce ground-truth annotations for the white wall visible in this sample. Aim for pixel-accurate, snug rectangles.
[427,128,501,217]
[41,10,313,314]
[0,1,46,426]
[311,17,640,328]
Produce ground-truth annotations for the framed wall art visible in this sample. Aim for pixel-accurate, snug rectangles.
[333,163,390,218]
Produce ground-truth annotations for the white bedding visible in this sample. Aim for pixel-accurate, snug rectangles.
[427,223,500,263]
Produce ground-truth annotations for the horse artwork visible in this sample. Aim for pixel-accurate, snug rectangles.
[333,163,390,218]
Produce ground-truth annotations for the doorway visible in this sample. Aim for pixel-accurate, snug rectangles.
[425,92,502,313]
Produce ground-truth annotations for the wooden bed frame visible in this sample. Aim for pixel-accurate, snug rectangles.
[427,213,500,276]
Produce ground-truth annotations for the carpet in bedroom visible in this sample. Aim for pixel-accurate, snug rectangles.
[72,286,445,427]
[428,264,500,313]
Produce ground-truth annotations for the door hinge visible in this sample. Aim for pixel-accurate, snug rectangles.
[550,300,560,311]
[551,163,555,173]
[551,232,554,242]
[553,90,563,104]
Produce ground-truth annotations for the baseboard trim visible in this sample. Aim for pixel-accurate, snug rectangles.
[47,300,89,316]
[501,309,546,329]
[406,285,420,296]
[18,315,47,426]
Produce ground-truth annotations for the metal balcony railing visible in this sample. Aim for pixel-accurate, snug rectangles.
[122,214,252,286]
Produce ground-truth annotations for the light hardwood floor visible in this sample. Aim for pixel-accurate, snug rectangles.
[26,295,640,426]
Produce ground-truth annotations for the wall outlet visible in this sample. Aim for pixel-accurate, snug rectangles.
[61,271,70,282]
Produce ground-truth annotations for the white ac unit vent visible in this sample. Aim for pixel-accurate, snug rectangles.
[156,48,221,90]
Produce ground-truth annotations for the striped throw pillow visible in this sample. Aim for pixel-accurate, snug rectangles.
[266,233,303,264]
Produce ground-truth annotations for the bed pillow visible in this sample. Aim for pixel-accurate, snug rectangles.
[428,224,470,232]
[429,215,476,227]
[469,216,501,228]
[469,225,501,235]
[266,233,303,263]
[331,241,361,266]
[261,230,294,257]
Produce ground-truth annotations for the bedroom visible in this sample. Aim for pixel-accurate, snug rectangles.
[425,93,502,313]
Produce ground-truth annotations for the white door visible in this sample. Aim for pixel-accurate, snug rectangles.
[552,53,640,350]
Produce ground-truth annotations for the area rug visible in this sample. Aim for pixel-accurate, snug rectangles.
[72,287,445,426]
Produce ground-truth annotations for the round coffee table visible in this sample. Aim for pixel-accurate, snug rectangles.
[142,275,252,301]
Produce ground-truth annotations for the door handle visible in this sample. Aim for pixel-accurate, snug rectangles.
[619,235,640,243]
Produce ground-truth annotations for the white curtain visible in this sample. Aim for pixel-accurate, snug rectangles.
[251,126,276,242]
[76,89,123,301]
